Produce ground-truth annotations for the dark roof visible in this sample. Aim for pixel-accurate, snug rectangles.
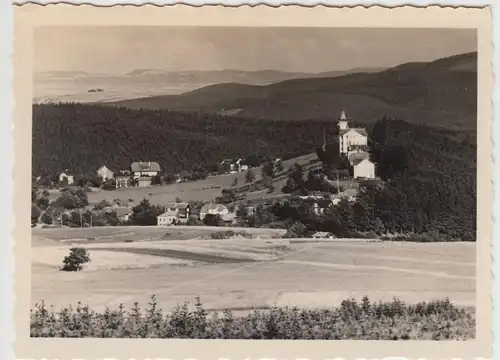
[131,161,161,172]
[352,158,372,166]
[348,151,369,162]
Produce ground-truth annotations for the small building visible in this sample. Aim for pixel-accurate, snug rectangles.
[115,176,130,189]
[97,165,114,180]
[114,170,131,188]
[199,203,229,221]
[157,210,180,226]
[157,202,191,226]
[131,161,161,179]
[58,171,74,185]
[353,159,376,179]
[137,176,152,188]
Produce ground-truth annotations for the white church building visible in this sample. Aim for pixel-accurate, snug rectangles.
[337,110,376,179]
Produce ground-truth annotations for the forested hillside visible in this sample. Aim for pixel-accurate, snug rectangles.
[32,103,338,176]
[110,52,477,130]
[32,102,476,239]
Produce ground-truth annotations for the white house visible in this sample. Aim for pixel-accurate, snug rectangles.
[353,159,376,179]
[58,171,74,185]
[338,110,368,155]
[157,210,179,226]
[199,203,229,221]
[97,165,114,180]
[157,203,191,226]
[131,161,161,179]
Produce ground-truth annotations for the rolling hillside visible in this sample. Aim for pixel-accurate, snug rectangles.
[111,52,477,130]
[34,67,383,105]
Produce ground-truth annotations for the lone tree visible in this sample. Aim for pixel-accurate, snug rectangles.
[61,247,91,271]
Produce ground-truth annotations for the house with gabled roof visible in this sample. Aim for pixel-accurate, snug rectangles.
[97,165,114,180]
[199,202,229,221]
[353,158,376,179]
[131,161,161,178]
[157,202,191,226]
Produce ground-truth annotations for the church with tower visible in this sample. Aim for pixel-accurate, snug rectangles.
[336,110,375,179]
[338,110,368,155]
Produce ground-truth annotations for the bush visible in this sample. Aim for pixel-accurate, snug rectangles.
[30,295,475,339]
[61,247,91,272]
[283,221,308,238]
[186,217,203,226]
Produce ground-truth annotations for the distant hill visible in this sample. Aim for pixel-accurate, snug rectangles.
[34,67,383,105]
[111,53,476,130]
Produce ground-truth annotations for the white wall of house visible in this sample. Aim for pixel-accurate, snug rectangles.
[97,166,114,180]
[138,178,152,187]
[354,159,375,179]
[157,215,177,226]
[339,130,368,154]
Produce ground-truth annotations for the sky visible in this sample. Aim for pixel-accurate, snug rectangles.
[34,26,477,74]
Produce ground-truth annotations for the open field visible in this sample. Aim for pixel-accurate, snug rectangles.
[80,152,320,205]
[32,227,476,315]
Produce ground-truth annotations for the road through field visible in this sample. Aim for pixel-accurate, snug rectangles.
[31,229,476,314]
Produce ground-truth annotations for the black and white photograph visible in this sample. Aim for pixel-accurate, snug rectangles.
[15,4,491,353]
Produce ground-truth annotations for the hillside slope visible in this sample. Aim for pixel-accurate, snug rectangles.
[33,102,473,178]
[111,52,476,130]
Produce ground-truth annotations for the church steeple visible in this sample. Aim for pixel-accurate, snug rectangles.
[339,109,348,130]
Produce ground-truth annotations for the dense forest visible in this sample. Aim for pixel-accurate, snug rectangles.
[259,117,477,240]
[32,103,344,176]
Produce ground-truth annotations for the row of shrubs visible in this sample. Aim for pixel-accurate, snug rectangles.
[31,295,475,339]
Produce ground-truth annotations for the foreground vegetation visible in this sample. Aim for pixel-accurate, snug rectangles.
[30,295,475,339]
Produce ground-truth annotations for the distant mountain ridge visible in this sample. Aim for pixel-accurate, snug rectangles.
[109,52,477,130]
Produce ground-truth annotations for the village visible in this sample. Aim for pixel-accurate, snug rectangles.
[32,110,380,234]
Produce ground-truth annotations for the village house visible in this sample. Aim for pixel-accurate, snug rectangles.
[115,171,131,189]
[131,161,161,179]
[199,203,230,221]
[58,171,74,185]
[353,158,376,179]
[157,203,191,226]
[338,110,368,155]
[97,165,114,180]
[157,209,179,226]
